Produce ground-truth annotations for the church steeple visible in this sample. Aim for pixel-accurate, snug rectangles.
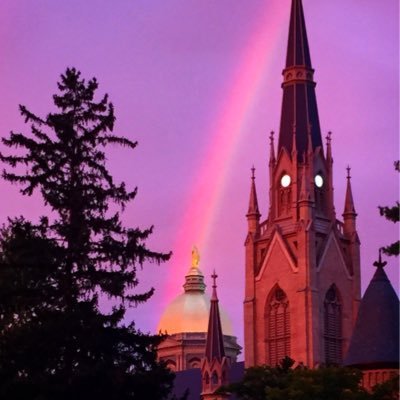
[343,166,357,218]
[278,0,323,159]
[247,166,261,234]
[244,0,362,370]
[201,272,230,400]
[205,271,225,361]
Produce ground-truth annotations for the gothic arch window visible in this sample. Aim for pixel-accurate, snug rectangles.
[204,371,210,384]
[266,286,290,365]
[324,284,342,365]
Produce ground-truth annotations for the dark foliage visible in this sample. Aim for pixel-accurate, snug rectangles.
[378,161,399,257]
[0,68,174,399]
[218,357,383,400]
[371,375,399,400]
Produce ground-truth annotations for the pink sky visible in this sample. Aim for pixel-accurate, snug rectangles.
[0,1,398,354]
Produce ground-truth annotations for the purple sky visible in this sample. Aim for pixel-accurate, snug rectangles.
[0,1,398,354]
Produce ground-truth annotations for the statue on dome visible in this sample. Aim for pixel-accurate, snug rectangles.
[191,246,200,268]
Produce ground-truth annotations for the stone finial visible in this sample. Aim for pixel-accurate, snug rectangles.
[373,249,387,269]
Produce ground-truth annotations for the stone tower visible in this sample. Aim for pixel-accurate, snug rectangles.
[244,0,361,368]
[201,271,230,400]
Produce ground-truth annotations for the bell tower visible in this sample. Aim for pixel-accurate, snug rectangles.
[244,0,361,368]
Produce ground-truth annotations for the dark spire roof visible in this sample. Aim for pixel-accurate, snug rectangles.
[343,166,357,217]
[205,271,226,361]
[344,252,399,369]
[278,0,323,159]
[247,166,261,218]
[285,0,312,68]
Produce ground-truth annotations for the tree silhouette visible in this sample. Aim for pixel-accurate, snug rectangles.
[0,68,173,399]
[217,358,391,400]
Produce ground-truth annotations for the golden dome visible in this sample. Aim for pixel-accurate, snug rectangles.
[157,248,234,336]
[157,291,234,336]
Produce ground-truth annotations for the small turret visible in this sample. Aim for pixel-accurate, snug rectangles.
[269,131,276,167]
[247,166,261,235]
[326,131,333,165]
[344,250,399,391]
[343,166,357,236]
[325,132,336,219]
[201,272,230,400]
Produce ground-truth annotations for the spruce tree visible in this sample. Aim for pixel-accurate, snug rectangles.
[378,161,399,257]
[0,68,173,399]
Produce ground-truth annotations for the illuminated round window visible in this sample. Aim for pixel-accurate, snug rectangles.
[280,174,291,187]
[315,174,324,188]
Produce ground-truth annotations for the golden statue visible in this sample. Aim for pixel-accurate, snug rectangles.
[191,246,200,268]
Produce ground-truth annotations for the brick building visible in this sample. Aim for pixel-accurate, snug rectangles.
[244,0,361,368]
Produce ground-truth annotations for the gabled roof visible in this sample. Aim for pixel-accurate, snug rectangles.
[344,255,399,368]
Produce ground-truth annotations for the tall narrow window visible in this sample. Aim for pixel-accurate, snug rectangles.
[324,284,342,365]
[266,286,290,365]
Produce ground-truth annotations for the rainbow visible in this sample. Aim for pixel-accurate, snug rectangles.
[163,2,288,302]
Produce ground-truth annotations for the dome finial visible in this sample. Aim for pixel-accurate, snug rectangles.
[191,246,200,268]
[184,247,205,292]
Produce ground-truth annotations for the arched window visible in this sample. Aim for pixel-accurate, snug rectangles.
[204,371,210,384]
[165,359,176,372]
[324,284,342,365]
[188,357,201,369]
[266,286,290,365]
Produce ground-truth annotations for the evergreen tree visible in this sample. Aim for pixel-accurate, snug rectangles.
[378,161,399,257]
[0,68,173,399]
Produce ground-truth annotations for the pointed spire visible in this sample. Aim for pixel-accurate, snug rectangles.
[205,271,226,361]
[247,166,261,219]
[286,0,312,68]
[269,131,276,164]
[326,131,333,164]
[278,0,323,160]
[343,166,357,217]
[344,251,399,369]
